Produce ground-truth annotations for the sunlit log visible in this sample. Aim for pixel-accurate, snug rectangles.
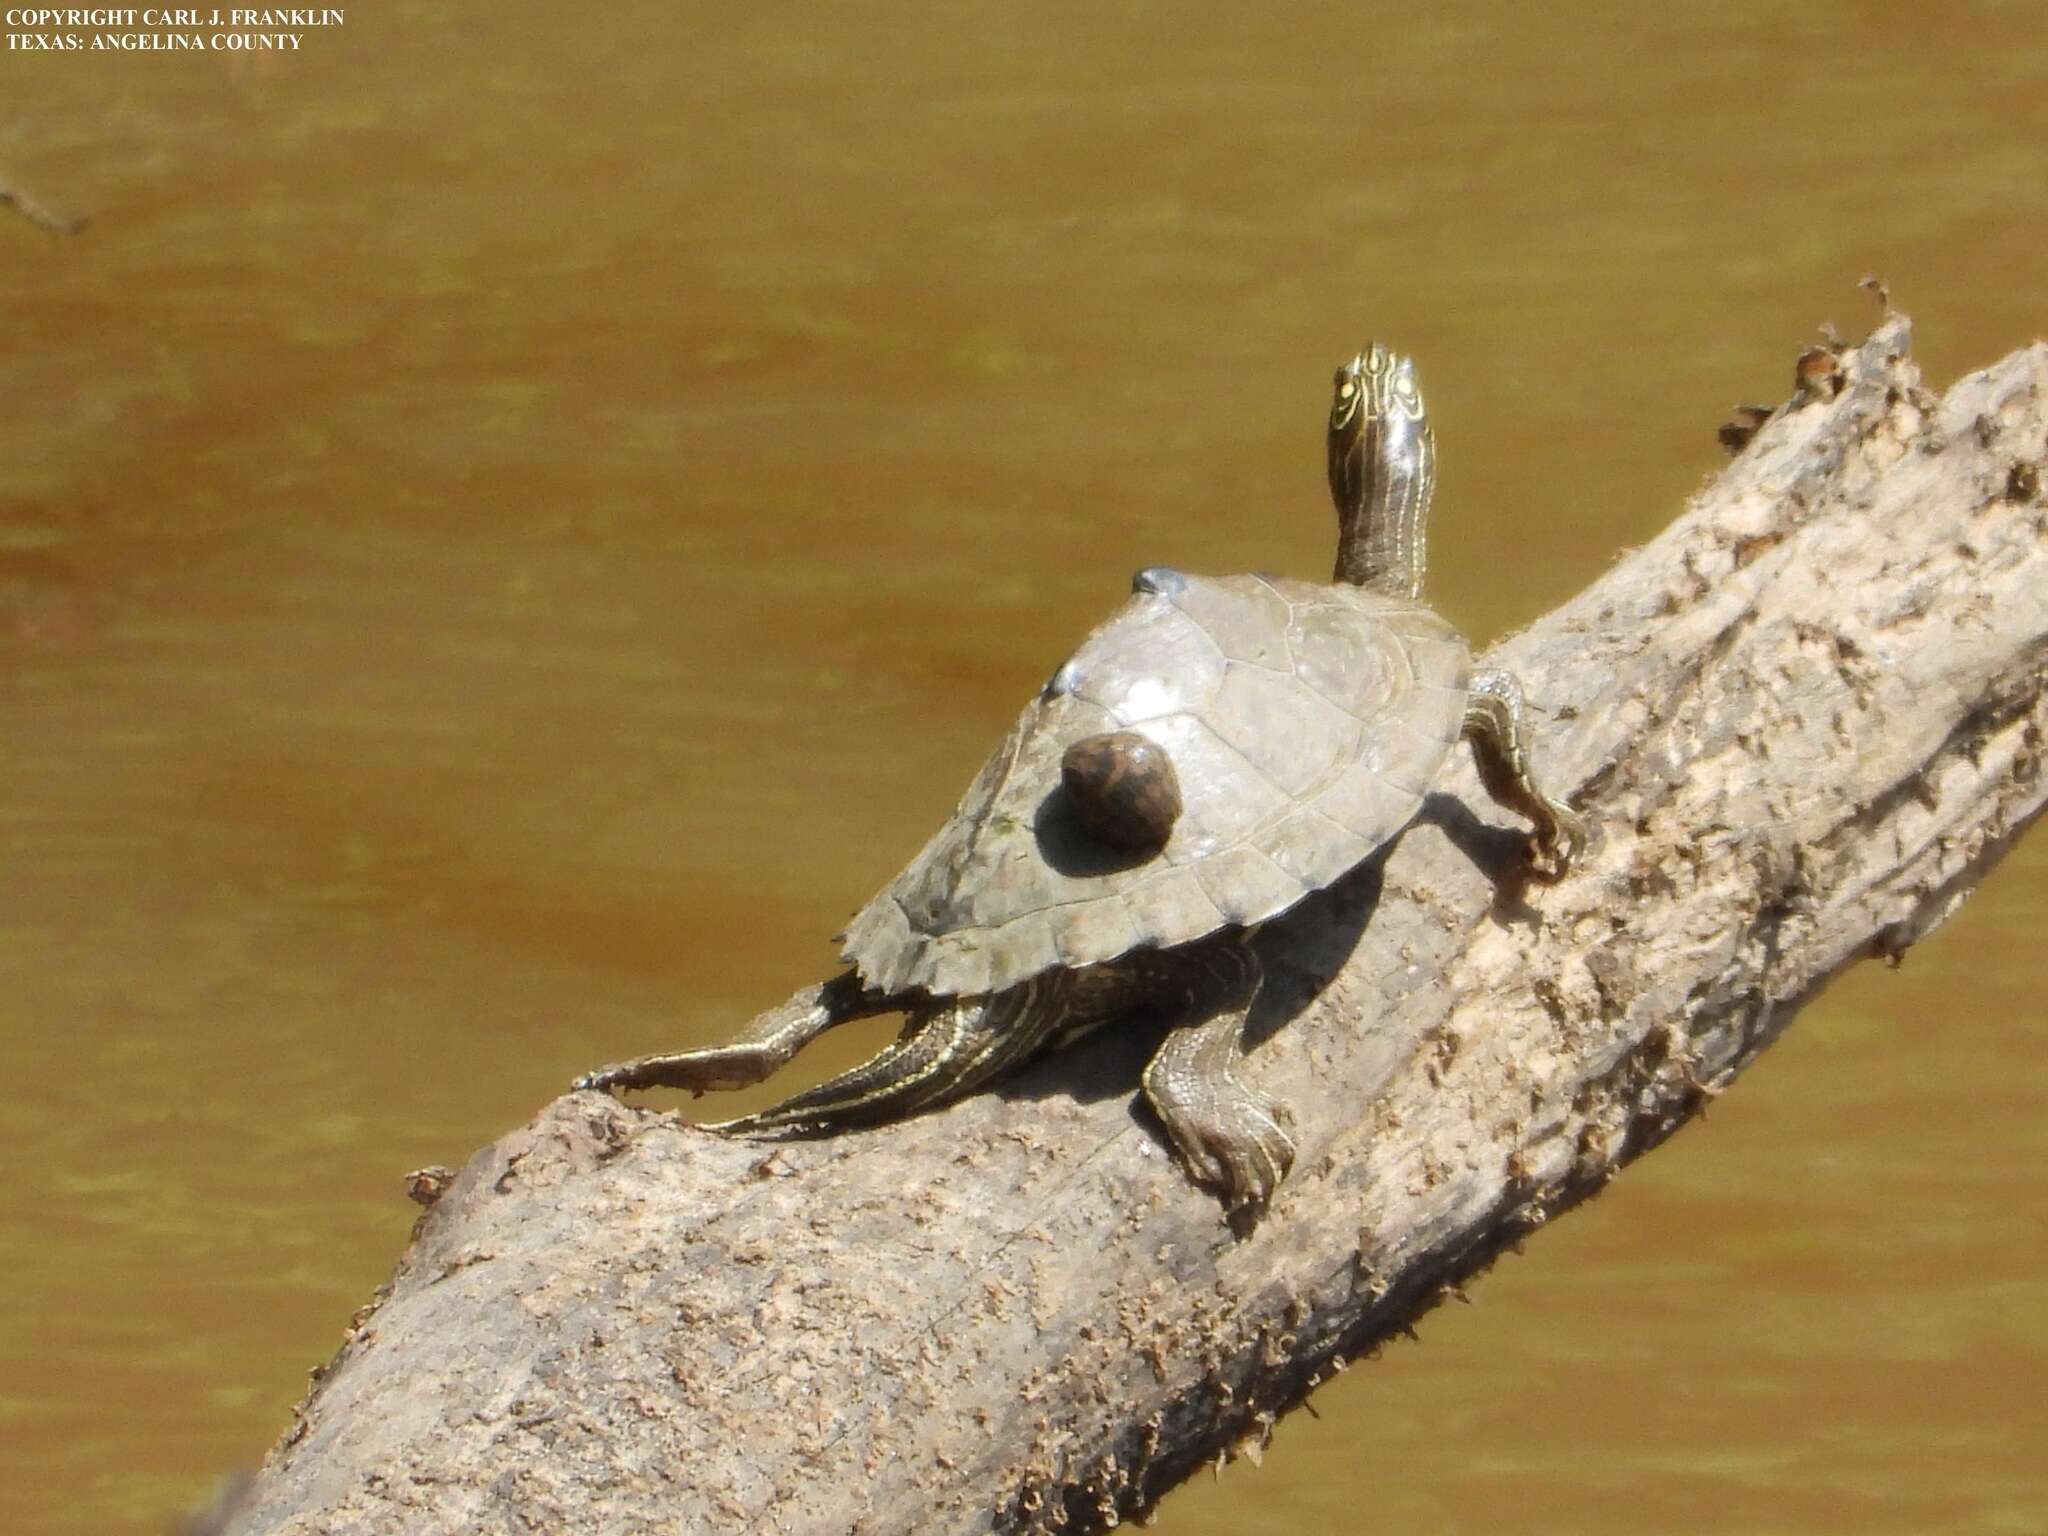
[219,315,2048,1536]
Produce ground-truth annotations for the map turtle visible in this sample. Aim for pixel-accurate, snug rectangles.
[579,346,1584,1211]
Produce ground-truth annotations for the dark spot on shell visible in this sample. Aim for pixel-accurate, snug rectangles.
[1032,790,1158,878]
[1132,566,1186,597]
[1059,731,1181,852]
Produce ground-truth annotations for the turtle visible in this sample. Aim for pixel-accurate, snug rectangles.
[577,345,1585,1212]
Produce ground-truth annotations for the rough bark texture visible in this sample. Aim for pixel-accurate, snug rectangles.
[225,317,2048,1536]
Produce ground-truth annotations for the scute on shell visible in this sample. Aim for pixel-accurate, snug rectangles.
[838,573,1469,998]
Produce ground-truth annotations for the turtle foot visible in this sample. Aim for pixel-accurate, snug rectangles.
[1136,943,1293,1214]
[574,1044,781,1097]
[1463,667,1590,885]
[575,973,882,1099]
[1525,799,1590,883]
[1156,1085,1298,1214]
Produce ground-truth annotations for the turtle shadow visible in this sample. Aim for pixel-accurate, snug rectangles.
[993,789,1540,1118]
[1030,787,1159,879]
[1243,790,1549,1046]
[994,1012,1161,1111]
[990,849,1393,1115]
[1242,848,1388,1051]
[1411,789,1551,926]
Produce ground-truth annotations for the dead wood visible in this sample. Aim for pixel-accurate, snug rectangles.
[223,314,2048,1536]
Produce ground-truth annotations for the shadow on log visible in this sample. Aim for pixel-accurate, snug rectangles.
[220,314,2048,1535]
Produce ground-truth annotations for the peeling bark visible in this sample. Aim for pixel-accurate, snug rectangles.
[224,316,2048,1536]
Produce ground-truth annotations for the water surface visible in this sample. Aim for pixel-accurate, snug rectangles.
[1,4,2044,1531]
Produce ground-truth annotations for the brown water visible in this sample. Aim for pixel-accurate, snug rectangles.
[2,5,2044,1532]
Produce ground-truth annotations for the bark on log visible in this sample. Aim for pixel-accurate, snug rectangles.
[224,315,2048,1536]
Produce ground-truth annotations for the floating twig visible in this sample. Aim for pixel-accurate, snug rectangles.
[0,171,88,234]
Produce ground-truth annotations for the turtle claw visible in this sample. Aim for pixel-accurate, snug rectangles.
[1525,800,1589,883]
[1191,1091,1298,1214]
[1219,1096,1299,1214]
[1148,1067,1298,1214]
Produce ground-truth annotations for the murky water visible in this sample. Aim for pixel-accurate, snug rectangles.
[1,4,2044,1532]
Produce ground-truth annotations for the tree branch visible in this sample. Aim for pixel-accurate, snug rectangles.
[222,315,2048,1536]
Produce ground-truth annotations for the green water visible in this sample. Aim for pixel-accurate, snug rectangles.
[1,4,2043,1531]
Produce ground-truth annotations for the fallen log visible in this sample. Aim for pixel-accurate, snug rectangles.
[223,313,2048,1536]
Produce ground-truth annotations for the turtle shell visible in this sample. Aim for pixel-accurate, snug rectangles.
[841,572,1470,997]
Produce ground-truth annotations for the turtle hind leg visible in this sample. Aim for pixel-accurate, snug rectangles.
[1140,940,1296,1213]
[575,970,884,1095]
[1462,667,1587,880]
[711,977,1066,1136]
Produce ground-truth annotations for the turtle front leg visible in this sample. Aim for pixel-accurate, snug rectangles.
[1140,941,1296,1213]
[1462,667,1587,880]
[575,969,884,1095]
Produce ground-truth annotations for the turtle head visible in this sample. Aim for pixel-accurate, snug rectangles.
[1327,343,1435,597]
